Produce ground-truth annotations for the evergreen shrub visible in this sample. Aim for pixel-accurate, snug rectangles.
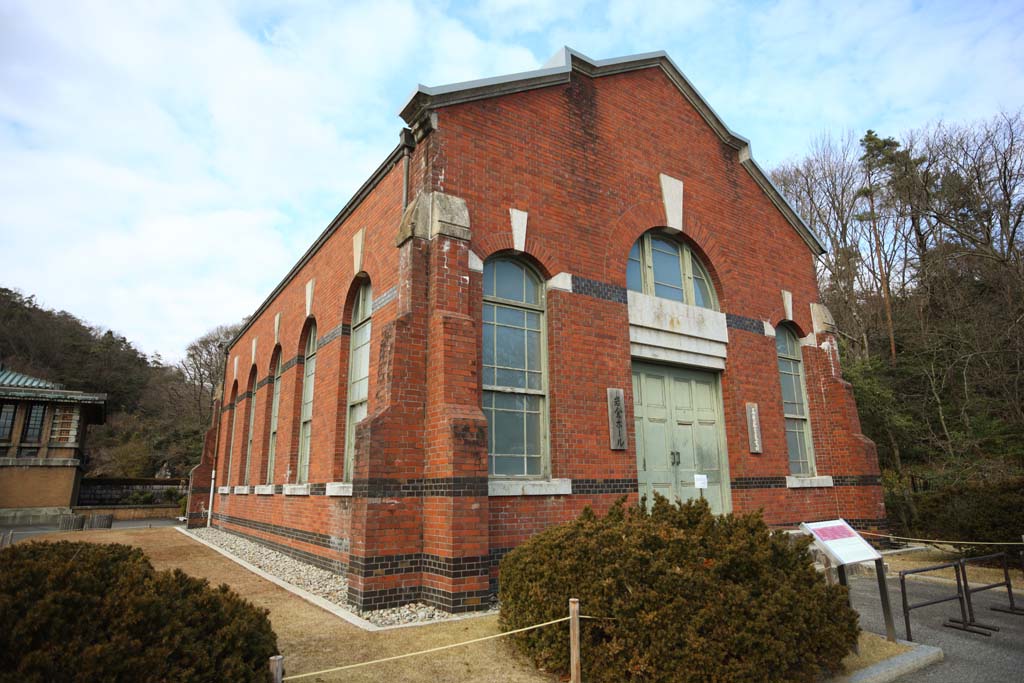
[499,497,858,683]
[0,541,278,683]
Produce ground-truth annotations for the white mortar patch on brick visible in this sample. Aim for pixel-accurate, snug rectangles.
[305,279,315,316]
[659,173,684,232]
[353,227,365,273]
[546,272,573,292]
[782,289,793,320]
[510,208,528,252]
[233,356,238,380]
[274,313,281,345]
[251,337,257,366]
[468,250,483,272]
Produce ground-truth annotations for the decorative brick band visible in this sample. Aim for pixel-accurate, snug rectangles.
[731,476,787,489]
[318,322,348,348]
[212,523,346,573]
[571,478,639,495]
[191,487,211,495]
[349,553,491,579]
[348,585,491,613]
[256,375,274,390]
[352,476,489,498]
[833,475,882,487]
[237,390,252,404]
[212,512,349,552]
[571,275,628,304]
[280,355,303,373]
[725,313,765,335]
[772,517,889,531]
[373,286,398,310]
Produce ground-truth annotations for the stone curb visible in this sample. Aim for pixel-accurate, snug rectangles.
[831,640,943,683]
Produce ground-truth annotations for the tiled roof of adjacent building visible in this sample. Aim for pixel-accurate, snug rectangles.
[0,367,63,389]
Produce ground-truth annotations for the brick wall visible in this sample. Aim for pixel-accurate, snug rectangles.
[193,62,885,612]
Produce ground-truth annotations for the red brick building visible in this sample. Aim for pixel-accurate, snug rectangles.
[188,49,884,613]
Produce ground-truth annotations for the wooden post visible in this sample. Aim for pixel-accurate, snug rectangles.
[269,655,284,683]
[569,598,581,683]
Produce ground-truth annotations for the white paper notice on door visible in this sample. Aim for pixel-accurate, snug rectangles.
[693,474,708,489]
[800,519,881,566]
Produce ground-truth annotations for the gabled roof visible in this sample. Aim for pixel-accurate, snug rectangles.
[400,47,825,255]
[0,368,62,389]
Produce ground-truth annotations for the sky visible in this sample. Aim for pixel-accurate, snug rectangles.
[2,0,1022,362]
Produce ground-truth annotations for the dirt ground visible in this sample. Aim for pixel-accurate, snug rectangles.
[18,528,919,681]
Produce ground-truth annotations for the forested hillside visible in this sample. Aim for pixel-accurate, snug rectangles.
[0,288,240,477]
[772,111,1024,541]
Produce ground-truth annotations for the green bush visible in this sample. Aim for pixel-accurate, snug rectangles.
[888,476,1024,558]
[123,490,156,505]
[499,498,858,683]
[0,541,278,683]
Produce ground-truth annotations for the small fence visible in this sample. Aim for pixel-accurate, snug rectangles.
[77,477,186,506]
[899,551,1024,641]
[270,598,588,683]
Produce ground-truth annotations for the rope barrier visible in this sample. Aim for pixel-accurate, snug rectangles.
[859,531,1024,546]
[281,615,572,681]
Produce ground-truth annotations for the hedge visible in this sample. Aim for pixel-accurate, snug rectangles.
[499,497,858,683]
[0,541,278,683]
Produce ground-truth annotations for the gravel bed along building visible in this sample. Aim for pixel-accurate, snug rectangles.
[187,527,491,627]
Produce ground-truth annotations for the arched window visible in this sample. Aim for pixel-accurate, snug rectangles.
[243,368,258,486]
[482,258,546,477]
[225,381,238,485]
[344,281,372,480]
[626,232,717,309]
[296,321,317,484]
[776,325,815,475]
[265,350,282,484]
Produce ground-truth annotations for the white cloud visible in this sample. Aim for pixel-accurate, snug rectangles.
[2,0,1022,362]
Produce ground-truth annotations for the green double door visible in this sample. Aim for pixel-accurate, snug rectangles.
[632,362,731,514]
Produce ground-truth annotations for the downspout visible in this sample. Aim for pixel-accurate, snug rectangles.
[400,127,415,209]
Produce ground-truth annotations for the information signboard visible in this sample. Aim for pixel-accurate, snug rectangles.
[800,519,881,566]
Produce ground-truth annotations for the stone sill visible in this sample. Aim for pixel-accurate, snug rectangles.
[326,482,353,497]
[786,475,834,489]
[233,485,250,495]
[217,486,231,494]
[489,478,572,497]
[283,484,310,496]
[254,485,274,495]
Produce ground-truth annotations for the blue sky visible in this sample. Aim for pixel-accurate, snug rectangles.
[2,0,1022,361]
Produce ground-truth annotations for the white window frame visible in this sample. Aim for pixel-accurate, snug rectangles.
[243,371,258,486]
[296,322,317,484]
[344,282,372,481]
[482,258,548,478]
[776,325,816,476]
[627,231,718,310]
[265,352,282,484]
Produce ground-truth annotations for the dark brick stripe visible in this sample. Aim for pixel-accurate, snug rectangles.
[726,313,765,335]
[212,523,345,573]
[571,275,628,304]
[191,487,211,494]
[318,322,348,348]
[489,546,514,567]
[352,476,488,498]
[572,478,639,494]
[212,512,348,552]
[833,475,882,487]
[731,476,787,489]
[771,517,889,530]
[373,286,397,310]
[348,585,491,613]
[280,355,303,373]
[256,375,274,389]
[350,553,490,579]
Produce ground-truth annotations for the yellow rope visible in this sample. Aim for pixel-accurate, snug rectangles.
[859,531,1024,546]
[281,615,572,680]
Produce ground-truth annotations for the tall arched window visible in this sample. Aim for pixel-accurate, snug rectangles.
[296,322,317,484]
[627,232,717,309]
[265,350,282,484]
[243,368,258,485]
[482,258,546,477]
[776,325,815,475]
[225,381,238,485]
[344,281,372,480]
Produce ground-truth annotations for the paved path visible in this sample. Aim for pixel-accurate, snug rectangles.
[850,573,1024,682]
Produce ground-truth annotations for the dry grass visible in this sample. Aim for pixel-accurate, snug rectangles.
[840,632,911,674]
[884,547,1023,586]
[17,528,925,681]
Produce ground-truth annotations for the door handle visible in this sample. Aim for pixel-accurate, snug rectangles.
[670,450,680,466]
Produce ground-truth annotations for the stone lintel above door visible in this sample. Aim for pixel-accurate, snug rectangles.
[627,291,728,370]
